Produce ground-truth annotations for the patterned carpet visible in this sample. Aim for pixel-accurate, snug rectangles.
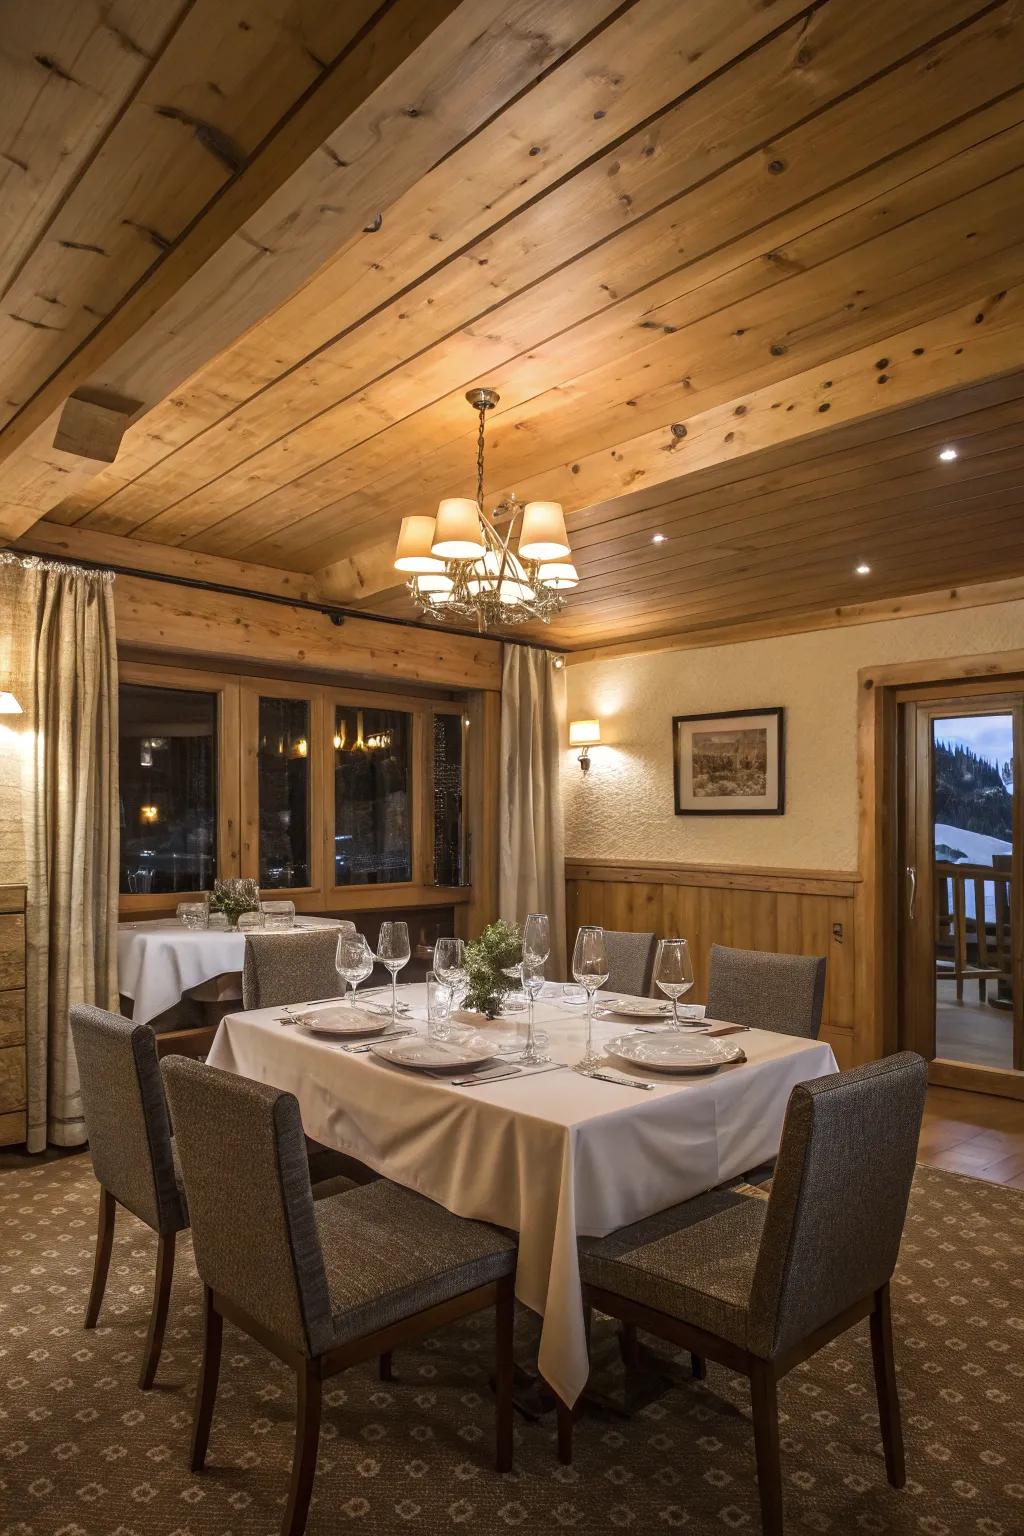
[1,1154,1022,1536]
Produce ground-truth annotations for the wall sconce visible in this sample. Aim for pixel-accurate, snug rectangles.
[293,737,308,758]
[0,690,22,715]
[569,719,601,772]
[140,804,159,824]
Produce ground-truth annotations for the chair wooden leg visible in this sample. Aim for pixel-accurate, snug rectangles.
[618,1321,640,1370]
[282,1360,322,1536]
[84,1187,115,1329]
[190,1286,223,1472]
[495,1276,515,1472]
[870,1283,906,1489]
[139,1231,176,1390]
[750,1359,784,1536]
[691,1352,707,1380]
[378,1351,394,1381]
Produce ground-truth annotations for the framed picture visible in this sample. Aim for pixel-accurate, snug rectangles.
[672,708,784,816]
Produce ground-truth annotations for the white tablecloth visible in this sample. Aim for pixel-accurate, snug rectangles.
[118,918,345,1025]
[207,988,837,1405]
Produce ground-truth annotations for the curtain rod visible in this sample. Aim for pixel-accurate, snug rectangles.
[8,546,568,653]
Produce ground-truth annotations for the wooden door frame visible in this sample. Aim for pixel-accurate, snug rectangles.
[857,648,1024,1100]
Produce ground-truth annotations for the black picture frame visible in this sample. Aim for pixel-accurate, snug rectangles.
[672,707,785,816]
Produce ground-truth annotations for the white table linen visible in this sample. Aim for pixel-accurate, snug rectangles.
[207,988,837,1405]
[118,917,345,1025]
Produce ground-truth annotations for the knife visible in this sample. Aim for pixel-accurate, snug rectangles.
[586,1069,655,1091]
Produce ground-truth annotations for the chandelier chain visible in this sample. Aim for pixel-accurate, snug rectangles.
[476,405,487,513]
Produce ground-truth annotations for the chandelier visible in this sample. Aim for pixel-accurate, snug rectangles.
[393,388,578,630]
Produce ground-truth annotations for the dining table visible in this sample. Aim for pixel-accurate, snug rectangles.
[205,985,838,1406]
[117,915,347,1026]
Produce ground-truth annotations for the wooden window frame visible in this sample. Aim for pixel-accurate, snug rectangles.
[240,677,324,899]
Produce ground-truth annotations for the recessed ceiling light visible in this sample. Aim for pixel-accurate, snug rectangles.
[855,562,871,575]
[651,533,667,544]
[938,446,958,462]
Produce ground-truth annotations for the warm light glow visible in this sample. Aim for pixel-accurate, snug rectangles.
[0,691,22,715]
[938,446,958,462]
[519,500,570,561]
[432,497,485,558]
[140,804,159,824]
[415,573,454,605]
[537,561,579,590]
[332,732,343,750]
[569,719,602,747]
[651,533,667,545]
[394,515,444,573]
[855,562,871,575]
[552,656,565,670]
[294,737,308,758]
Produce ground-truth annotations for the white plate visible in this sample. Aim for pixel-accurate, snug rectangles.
[594,999,674,1020]
[604,1032,744,1074]
[371,1033,498,1071]
[292,1006,391,1037]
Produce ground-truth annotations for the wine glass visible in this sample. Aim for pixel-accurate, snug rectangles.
[516,912,551,1065]
[572,924,609,1073]
[336,932,374,1007]
[377,920,411,1027]
[653,938,695,1029]
[433,936,466,1008]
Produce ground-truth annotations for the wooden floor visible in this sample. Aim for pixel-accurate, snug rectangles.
[934,979,1014,1071]
[918,1085,1024,1189]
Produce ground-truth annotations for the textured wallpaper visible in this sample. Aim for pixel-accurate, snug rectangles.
[563,601,1024,872]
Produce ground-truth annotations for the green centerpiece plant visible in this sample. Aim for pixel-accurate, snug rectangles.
[208,877,261,928]
[462,919,523,1018]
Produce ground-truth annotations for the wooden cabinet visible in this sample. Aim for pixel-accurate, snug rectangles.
[0,886,27,1146]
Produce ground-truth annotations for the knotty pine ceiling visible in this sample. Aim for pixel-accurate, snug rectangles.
[2,0,1023,651]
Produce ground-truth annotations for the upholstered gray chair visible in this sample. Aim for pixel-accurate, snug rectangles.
[70,1004,189,1390]
[603,930,658,996]
[163,1057,517,1536]
[706,943,826,1038]
[241,925,355,1010]
[558,1053,927,1536]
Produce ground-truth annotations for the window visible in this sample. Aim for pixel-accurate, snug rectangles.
[433,712,466,886]
[119,683,217,894]
[333,705,412,885]
[257,697,311,888]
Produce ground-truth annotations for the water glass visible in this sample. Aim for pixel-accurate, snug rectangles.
[516,912,551,1065]
[261,900,295,932]
[336,932,374,1006]
[236,908,265,932]
[177,901,208,930]
[377,920,411,1027]
[572,924,609,1072]
[426,971,453,1039]
[653,938,695,1029]
[433,936,467,1005]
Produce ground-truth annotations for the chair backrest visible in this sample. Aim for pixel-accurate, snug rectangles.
[241,927,352,1009]
[706,943,826,1037]
[162,1057,334,1357]
[603,930,657,997]
[747,1052,927,1360]
[69,1005,186,1235]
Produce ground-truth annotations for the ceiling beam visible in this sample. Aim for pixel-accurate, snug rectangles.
[0,0,581,539]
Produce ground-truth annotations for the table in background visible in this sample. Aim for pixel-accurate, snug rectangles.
[207,986,837,1405]
[117,916,346,1028]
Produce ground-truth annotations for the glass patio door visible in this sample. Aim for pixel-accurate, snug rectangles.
[900,694,1024,1081]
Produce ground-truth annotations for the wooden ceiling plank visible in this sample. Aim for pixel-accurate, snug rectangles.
[0,2,190,299]
[76,0,996,549]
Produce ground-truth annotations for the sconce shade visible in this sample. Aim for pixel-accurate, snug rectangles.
[394,515,444,573]
[415,573,454,604]
[569,719,601,747]
[537,560,579,589]
[0,691,22,715]
[519,500,570,561]
[432,497,485,558]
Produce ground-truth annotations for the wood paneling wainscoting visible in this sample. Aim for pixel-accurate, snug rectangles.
[566,859,861,1069]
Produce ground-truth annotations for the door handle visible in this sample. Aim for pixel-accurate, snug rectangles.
[905,865,917,920]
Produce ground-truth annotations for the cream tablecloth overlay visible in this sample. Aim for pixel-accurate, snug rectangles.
[206,989,837,1405]
[118,917,345,1025]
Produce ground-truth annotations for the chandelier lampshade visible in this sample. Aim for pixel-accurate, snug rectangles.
[432,497,485,558]
[519,500,570,561]
[394,516,444,573]
[395,388,577,631]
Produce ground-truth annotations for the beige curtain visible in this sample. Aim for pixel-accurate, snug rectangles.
[2,554,119,1151]
[498,644,567,977]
